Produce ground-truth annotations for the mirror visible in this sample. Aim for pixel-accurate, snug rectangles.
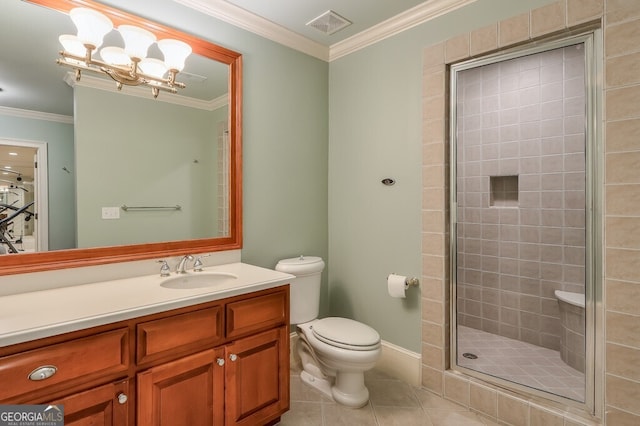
[0,0,242,274]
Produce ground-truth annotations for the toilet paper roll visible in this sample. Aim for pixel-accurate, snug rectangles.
[387,274,407,298]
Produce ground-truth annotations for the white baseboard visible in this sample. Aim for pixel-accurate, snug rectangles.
[290,333,422,387]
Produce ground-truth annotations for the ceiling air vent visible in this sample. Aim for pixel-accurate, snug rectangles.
[306,10,352,35]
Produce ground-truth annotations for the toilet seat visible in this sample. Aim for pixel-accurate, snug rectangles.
[311,317,380,351]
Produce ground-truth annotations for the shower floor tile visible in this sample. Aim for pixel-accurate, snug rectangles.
[457,325,585,402]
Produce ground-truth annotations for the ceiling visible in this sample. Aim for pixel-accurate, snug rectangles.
[175,0,476,60]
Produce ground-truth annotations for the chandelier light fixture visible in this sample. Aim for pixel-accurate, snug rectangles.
[57,8,192,98]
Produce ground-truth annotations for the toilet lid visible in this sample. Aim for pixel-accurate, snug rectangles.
[311,317,380,351]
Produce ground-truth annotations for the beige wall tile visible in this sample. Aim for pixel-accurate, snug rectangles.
[423,164,445,188]
[606,85,640,121]
[606,152,640,183]
[567,0,603,25]
[422,298,444,324]
[606,248,640,283]
[530,404,564,426]
[606,407,640,425]
[422,365,444,394]
[422,343,444,370]
[423,42,445,68]
[424,95,446,120]
[499,12,530,47]
[423,68,446,97]
[606,217,640,249]
[606,184,640,215]
[421,276,445,301]
[607,311,640,347]
[606,51,640,87]
[423,232,445,256]
[424,187,446,210]
[606,374,640,416]
[470,24,498,57]
[422,320,444,345]
[444,373,470,406]
[423,142,445,165]
[606,342,640,381]
[423,253,445,279]
[606,0,640,25]
[446,33,470,63]
[606,118,640,152]
[422,210,445,233]
[605,17,640,58]
[497,393,529,426]
[606,279,640,314]
[423,118,446,143]
[469,382,497,418]
[531,1,566,37]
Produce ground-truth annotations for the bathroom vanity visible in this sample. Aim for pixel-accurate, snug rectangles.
[0,263,292,425]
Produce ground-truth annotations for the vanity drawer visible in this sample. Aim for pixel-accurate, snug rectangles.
[0,328,129,402]
[137,305,223,365]
[226,289,288,339]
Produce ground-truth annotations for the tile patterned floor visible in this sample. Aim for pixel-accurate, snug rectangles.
[457,325,585,402]
[280,363,499,426]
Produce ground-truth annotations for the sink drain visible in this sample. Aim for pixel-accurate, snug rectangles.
[462,352,478,359]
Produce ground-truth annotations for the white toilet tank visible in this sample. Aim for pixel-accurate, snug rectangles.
[275,256,325,324]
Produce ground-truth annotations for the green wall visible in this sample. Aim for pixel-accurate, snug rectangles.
[328,0,555,351]
[0,114,75,250]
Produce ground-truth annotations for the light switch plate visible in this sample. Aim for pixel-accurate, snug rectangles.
[102,207,120,220]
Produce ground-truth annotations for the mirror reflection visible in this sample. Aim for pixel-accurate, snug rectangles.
[0,0,234,256]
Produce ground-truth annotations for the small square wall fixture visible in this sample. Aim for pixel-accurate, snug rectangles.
[490,175,519,207]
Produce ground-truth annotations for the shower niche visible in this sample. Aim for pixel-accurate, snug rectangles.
[450,32,599,408]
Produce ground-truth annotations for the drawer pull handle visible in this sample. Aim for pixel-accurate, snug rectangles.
[28,365,57,381]
[229,354,238,362]
[216,358,225,366]
[117,393,128,404]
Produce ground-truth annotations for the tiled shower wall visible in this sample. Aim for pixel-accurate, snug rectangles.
[421,0,640,424]
[455,46,586,350]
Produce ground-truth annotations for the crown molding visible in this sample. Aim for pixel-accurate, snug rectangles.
[0,106,73,124]
[175,0,477,62]
[64,73,225,111]
[329,0,477,61]
[173,0,329,61]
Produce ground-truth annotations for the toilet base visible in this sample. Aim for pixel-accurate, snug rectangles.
[300,370,370,408]
[300,370,333,399]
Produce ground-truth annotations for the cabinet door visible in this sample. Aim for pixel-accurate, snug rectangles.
[49,379,129,426]
[225,326,289,426]
[137,348,224,426]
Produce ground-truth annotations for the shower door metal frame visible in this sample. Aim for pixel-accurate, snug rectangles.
[448,29,603,416]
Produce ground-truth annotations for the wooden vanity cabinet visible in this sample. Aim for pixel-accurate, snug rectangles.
[0,285,290,426]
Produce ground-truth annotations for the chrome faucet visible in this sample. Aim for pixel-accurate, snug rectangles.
[176,255,194,274]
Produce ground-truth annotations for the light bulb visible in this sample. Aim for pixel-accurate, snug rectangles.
[139,58,167,79]
[158,39,192,71]
[100,46,132,66]
[118,25,156,60]
[69,8,113,49]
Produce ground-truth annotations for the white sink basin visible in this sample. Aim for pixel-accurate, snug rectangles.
[160,272,238,289]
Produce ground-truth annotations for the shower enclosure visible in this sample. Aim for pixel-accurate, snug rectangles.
[450,32,600,407]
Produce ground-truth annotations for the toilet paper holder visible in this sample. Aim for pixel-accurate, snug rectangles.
[405,277,420,287]
[388,274,420,287]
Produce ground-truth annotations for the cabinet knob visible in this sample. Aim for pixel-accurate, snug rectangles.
[216,358,225,366]
[117,393,128,404]
[28,365,57,381]
[229,354,238,362]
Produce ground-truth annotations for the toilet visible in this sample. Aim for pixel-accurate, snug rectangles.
[276,255,381,408]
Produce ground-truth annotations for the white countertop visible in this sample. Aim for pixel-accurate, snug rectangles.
[0,262,294,347]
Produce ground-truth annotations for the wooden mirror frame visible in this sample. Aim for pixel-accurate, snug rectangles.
[2,0,242,276]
